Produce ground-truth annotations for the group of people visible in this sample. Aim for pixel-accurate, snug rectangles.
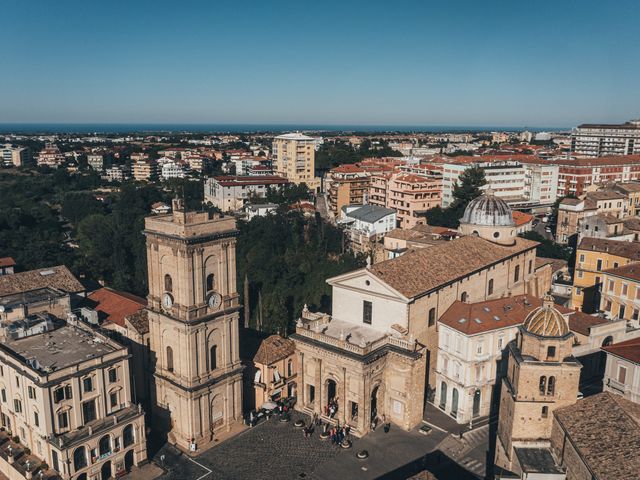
[328,425,350,446]
[325,398,339,418]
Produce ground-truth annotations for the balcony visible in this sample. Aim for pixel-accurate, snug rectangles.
[606,377,629,394]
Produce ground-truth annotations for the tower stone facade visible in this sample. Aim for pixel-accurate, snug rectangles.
[144,199,243,452]
[495,295,581,474]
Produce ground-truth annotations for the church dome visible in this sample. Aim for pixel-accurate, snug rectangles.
[522,295,569,337]
[460,189,515,227]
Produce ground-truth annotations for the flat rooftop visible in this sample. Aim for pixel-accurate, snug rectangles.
[320,318,387,345]
[0,287,66,309]
[4,324,119,373]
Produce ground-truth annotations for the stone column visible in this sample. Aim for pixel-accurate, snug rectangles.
[315,358,322,414]
[341,367,347,424]
[299,352,305,406]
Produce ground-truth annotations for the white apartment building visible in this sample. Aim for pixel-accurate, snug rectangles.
[603,337,640,404]
[435,295,536,424]
[339,204,397,253]
[204,175,289,211]
[1,144,30,167]
[87,154,105,171]
[442,160,558,208]
[105,165,126,182]
[571,119,640,157]
[160,159,185,180]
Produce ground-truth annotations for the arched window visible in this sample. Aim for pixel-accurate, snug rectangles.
[287,359,293,377]
[439,382,447,409]
[123,424,135,448]
[488,279,494,296]
[514,265,520,283]
[99,435,111,456]
[73,446,87,471]
[206,273,215,292]
[166,346,174,372]
[539,376,546,394]
[210,345,217,371]
[461,292,468,302]
[164,274,173,292]
[547,376,555,396]
[428,308,436,327]
[541,406,548,418]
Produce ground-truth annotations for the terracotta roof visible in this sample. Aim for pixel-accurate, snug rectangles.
[623,217,640,231]
[126,308,150,335]
[553,392,640,479]
[253,335,295,365]
[512,211,534,227]
[439,295,545,335]
[567,311,609,337]
[213,175,289,187]
[613,182,640,193]
[586,190,626,201]
[577,237,640,260]
[0,265,84,296]
[555,154,640,167]
[602,336,640,364]
[0,257,16,268]
[87,287,147,327]
[370,236,539,298]
[602,263,640,282]
[560,198,582,206]
[535,257,568,273]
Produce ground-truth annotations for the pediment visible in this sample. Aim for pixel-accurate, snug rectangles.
[327,269,408,301]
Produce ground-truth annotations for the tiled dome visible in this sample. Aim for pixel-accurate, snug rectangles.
[522,295,569,337]
[460,189,515,227]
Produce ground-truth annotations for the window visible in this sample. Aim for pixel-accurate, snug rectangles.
[34,411,39,427]
[15,377,19,387]
[633,309,639,321]
[73,446,87,471]
[488,279,494,296]
[461,291,468,302]
[363,301,372,325]
[596,259,602,271]
[547,376,555,395]
[579,254,585,263]
[123,424,135,448]
[498,337,504,349]
[636,287,640,300]
[608,280,615,292]
[99,435,111,455]
[539,376,546,394]
[476,343,483,355]
[622,283,628,296]
[82,399,97,423]
[206,273,215,292]
[541,406,548,418]
[166,346,174,372]
[164,274,173,292]
[110,391,118,408]
[210,345,217,371]
[528,260,533,274]
[108,368,117,383]
[83,377,94,393]
[14,399,22,413]
[578,271,583,278]
[618,365,627,383]
[1,389,5,403]
[27,386,35,400]
[287,359,293,377]
[619,305,626,319]
[514,265,520,283]
[58,411,69,430]
[547,346,556,359]
[428,308,436,327]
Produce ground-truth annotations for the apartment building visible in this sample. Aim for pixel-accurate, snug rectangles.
[571,238,640,312]
[556,155,640,196]
[326,165,372,215]
[442,157,558,208]
[159,159,185,180]
[339,204,397,254]
[131,159,157,181]
[87,154,105,171]
[37,143,65,167]
[599,263,640,328]
[612,182,640,217]
[272,133,319,190]
[369,172,441,228]
[571,119,640,157]
[602,337,640,404]
[204,175,289,211]
[1,144,31,167]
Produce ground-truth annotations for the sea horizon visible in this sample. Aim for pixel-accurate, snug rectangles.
[0,123,570,135]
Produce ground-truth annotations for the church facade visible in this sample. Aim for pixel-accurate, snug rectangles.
[144,199,243,452]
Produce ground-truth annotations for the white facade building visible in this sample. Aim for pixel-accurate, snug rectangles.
[603,337,640,404]
[204,175,289,211]
[571,120,640,157]
[160,159,185,179]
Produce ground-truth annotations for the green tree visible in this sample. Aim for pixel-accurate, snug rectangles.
[426,166,486,228]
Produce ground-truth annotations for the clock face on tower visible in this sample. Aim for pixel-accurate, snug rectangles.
[162,293,174,310]
[207,292,222,310]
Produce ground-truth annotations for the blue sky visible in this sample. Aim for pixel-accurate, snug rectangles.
[1,0,639,127]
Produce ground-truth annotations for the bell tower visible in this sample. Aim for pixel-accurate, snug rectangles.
[144,199,243,452]
[495,295,581,474]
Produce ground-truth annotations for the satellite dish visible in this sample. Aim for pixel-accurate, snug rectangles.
[0,305,5,313]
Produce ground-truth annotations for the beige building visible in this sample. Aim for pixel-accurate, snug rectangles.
[243,335,297,411]
[369,172,442,228]
[495,296,581,476]
[132,159,157,181]
[144,198,243,453]
[272,133,320,190]
[598,263,640,328]
[0,315,146,480]
[602,337,640,404]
